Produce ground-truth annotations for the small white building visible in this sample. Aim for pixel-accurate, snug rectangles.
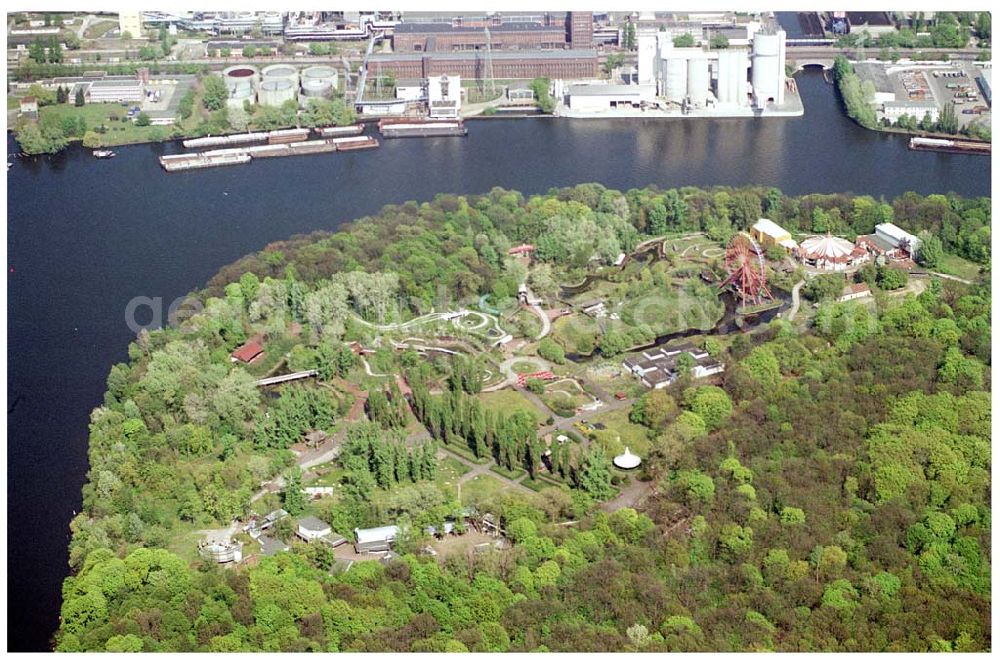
[566,83,657,112]
[355,525,399,553]
[296,516,332,542]
[838,282,872,302]
[613,447,642,470]
[881,100,939,124]
[428,74,461,119]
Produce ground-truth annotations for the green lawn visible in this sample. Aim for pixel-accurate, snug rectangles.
[479,389,547,424]
[490,464,525,481]
[552,314,602,356]
[459,474,525,506]
[590,407,654,458]
[936,253,983,283]
[84,19,118,38]
[38,102,175,147]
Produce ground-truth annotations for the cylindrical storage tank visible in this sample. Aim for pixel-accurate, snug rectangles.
[261,64,300,87]
[686,58,710,107]
[226,85,255,109]
[223,65,260,96]
[301,65,338,93]
[664,57,686,104]
[301,78,333,98]
[258,79,297,106]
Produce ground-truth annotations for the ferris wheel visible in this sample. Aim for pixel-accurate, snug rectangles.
[719,232,774,307]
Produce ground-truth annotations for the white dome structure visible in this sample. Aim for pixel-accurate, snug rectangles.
[613,447,642,470]
[798,233,866,271]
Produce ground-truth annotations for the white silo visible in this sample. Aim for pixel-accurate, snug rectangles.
[664,57,687,104]
[716,48,749,107]
[686,58,710,107]
[301,66,339,95]
[637,31,658,85]
[751,30,785,107]
[258,79,297,106]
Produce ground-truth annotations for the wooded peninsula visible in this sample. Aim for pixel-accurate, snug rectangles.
[58,184,990,652]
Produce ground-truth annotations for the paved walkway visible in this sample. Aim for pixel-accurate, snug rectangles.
[530,303,551,339]
[785,280,805,321]
[929,271,976,285]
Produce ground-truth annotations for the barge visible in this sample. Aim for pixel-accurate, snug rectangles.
[182,132,268,149]
[909,137,991,155]
[317,124,365,137]
[379,119,467,138]
[159,152,252,172]
[159,136,380,172]
[327,136,379,151]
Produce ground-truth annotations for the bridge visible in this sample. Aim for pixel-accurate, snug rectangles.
[255,369,319,387]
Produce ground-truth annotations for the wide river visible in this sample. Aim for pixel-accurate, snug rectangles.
[5,69,991,650]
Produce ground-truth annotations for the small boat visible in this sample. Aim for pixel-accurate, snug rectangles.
[93,150,116,159]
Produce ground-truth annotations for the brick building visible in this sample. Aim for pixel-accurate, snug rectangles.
[567,11,594,49]
[393,21,568,52]
[368,49,598,80]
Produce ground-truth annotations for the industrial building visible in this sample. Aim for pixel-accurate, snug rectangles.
[118,11,143,38]
[566,83,656,112]
[367,49,598,80]
[86,78,144,103]
[751,218,798,251]
[636,27,788,111]
[977,67,991,105]
[393,21,568,52]
[622,344,724,389]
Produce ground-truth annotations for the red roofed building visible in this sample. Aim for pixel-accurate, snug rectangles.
[507,244,535,257]
[231,340,265,364]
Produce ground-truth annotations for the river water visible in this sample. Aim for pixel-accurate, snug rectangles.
[5,69,991,650]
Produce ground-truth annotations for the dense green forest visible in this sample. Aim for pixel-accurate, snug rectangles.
[58,184,990,652]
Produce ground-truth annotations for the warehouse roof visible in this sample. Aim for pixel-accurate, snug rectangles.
[370,49,598,62]
[355,525,399,543]
[395,21,559,34]
[752,218,790,239]
[568,84,655,96]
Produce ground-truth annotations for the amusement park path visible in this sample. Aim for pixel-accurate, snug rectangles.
[786,280,806,321]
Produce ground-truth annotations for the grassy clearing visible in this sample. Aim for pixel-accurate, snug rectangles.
[460,474,525,505]
[441,440,490,465]
[84,19,118,38]
[490,464,525,482]
[589,408,654,458]
[552,314,602,356]
[479,389,548,425]
[936,253,983,282]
